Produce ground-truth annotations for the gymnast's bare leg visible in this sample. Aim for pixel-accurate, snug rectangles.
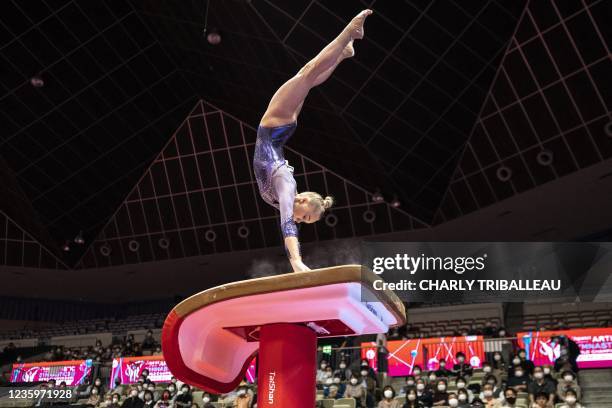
[260,9,373,128]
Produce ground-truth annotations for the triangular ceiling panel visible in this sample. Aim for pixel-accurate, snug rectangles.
[77,100,426,268]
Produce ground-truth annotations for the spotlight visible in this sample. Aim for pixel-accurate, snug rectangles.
[536,150,554,166]
[362,210,376,223]
[390,195,401,208]
[158,237,170,249]
[237,226,250,238]
[372,189,384,203]
[61,241,70,252]
[205,28,222,45]
[74,231,85,245]
[324,213,338,228]
[128,240,140,252]
[30,76,44,88]
[204,229,217,242]
[496,166,512,182]
[100,243,111,257]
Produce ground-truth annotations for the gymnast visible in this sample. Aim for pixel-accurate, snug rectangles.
[253,10,373,272]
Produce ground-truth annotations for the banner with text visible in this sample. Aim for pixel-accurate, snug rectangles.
[11,360,93,385]
[110,356,172,385]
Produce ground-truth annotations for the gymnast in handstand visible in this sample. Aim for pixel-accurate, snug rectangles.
[253,9,373,272]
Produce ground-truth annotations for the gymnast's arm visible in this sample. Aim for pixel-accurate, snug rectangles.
[273,172,311,272]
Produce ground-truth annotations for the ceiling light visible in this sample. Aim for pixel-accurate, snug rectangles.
[74,231,85,245]
[30,76,44,88]
[372,189,384,203]
[61,241,70,252]
[390,195,401,208]
[496,166,512,182]
[205,28,222,45]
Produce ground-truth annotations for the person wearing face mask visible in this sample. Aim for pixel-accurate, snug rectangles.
[109,393,122,408]
[456,389,470,408]
[122,387,144,408]
[541,365,557,387]
[481,364,500,388]
[551,335,580,374]
[506,367,528,392]
[402,389,424,408]
[501,388,518,407]
[201,393,214,408]
[361,367,377,408]
[378,386,401,408]
[454,377,474,403]
[345,374,367,408]
[317,360,329,383]
[452,352,472,378]
[434,359,452,378]
[558,389,583,408]
[480,383,501,408]
[335,360,351,381]
[93,377,107,396]
[414,380,432,408]
[446,393,461,408]
[412,365,424,381]
[528,367,555,407]
[556,371,580,401]
[427,372,437,388]
[85,386,102,407]
[148,382,160,402]
[232,387,252,408]
[142,391,155,407]
[492,352,507,372]
[431,379,448,406]
[517,349,535,375]
[175,384,194,408]
[100,394,114,408]
[402,375,416,395]
[480,374,502,398]
[325,376,345,398]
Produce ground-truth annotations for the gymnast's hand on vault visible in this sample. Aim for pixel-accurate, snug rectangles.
[290,258,311,272]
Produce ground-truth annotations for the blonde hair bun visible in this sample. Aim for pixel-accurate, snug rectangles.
[322,196,334,210]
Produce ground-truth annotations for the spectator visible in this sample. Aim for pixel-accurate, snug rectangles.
[506,366,529,392]
[100,394,114,408]
[556,371,581,401]
[434,359,452,378]
[414,378,432,407]
[142,391,155,407]
[457,389,470,408]
[517,349,535,375]
[500,388,518,407]
[202,393,214,408]
[558,389,583,408]
[427,372,437,388]
[508,354,523,377]
[362,367,377,408]
[402,375,416,395]
[528,366,555,407]
[402,389,423,408]
[316,360,329,383]
[335,360,351,380]
[378,385,400,408]
[446,392,459,408]
[109,393,122,408]
[431,379,448,406]
[552,335,580,373]
[532,392,549,408]
[412,365,423,379]
[482,363,501,388]
[480,383,501,408]
[85,386,102,407]
[142,331,156,350]
[325,376,345,398]
[123,387,143,408]
[345,374,367,408]
[147,382,159,401]
[175,384,194,408]
[455,377,474,402]
[233,386,252,408]
[492,352,506,372]
[113,378,125,396]
[453,352,472,377]
[542,365,557,387]
[481,374,502,398]
[154,390,172,408]
[94,377,106,396]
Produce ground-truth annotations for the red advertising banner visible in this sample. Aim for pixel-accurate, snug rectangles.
[362,336,485,377]
[110,356,172,384]
[517,327,612,369]
[11,360,93,385]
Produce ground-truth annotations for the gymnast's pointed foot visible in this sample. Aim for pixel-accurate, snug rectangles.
[342,40,355,59]
[347,9,373,40]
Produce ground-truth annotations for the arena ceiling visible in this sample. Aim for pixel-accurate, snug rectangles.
[0,0,610,269]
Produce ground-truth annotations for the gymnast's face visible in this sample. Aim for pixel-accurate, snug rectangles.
[293,197,320,224]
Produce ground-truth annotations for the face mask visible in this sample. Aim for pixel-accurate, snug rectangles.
[181,388,188,394]
[429,374,437,381]
[565,397,576,404]
[113,398,119,403]
[439,362,446,367]
[350,378,358,385]
[168,386,175,392]
[483,366,491,373]
[408,394,416,401]
[483,390,493,397]
[515,371,523,377]
[361,362,368,367]
[384,390,393,399]
[519,352,526,359]
[543,368,551,374]
[333,377,341,384]
[95,381,101,386]
[506,397,516,404]
[416,384,425,391]
[457,382,465,388]
[499,331,506,336]
[448,398,458,407]
[203,397,210,403]
[237,389,246,396]
[494,355,501,361]
[437,384,446,391]
[457,357,464,363]
[413,370,421,375]
[564,375,573,382]
[320,364,327,369]
[130,390,138,397]
[513,358,521,365]
[325,378,333,385]
[360,370,368,377]
[458,394,467,401]
[339,363,346,369]
[92,390,98,395]
[407,380,414,386]
[534,372,544,379]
